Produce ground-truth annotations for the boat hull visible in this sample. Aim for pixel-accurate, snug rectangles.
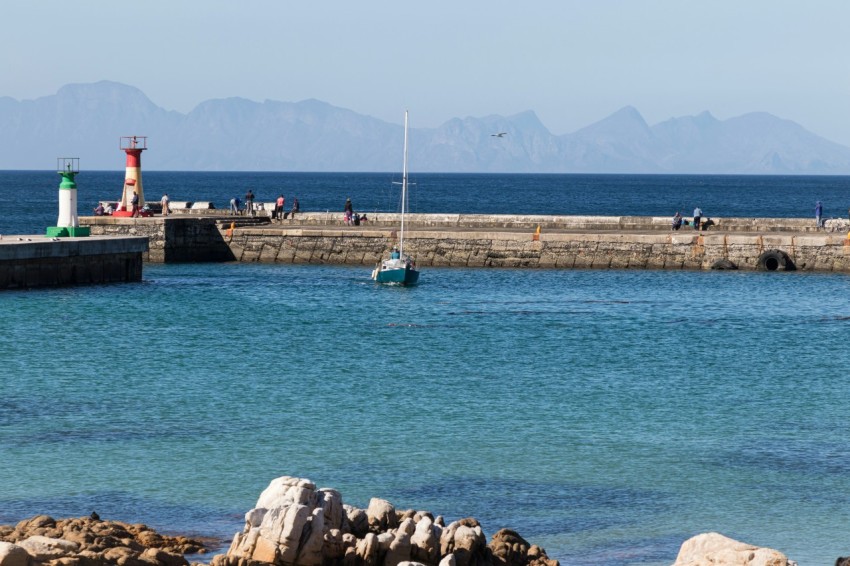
[373,264,419,285]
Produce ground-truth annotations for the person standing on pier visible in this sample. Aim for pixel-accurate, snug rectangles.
[161,193,170,216]
[815,201,823,228]
[245,190,255,217]
[344,197,353,224]
[692,206,702,231]
[290,197,300,219]
[275,195,285,221]
[131,191,140,218]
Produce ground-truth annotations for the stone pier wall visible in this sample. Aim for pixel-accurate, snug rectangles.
[84,217,233,262]
[79,214,850,272]
[0,236,149,289]
[226,227,850,271]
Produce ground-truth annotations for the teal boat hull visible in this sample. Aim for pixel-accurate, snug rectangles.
[373,265,420,285]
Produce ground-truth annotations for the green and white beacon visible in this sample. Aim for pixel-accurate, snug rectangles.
[47,158,90,238]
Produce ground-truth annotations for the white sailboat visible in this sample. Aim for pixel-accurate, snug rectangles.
[371,111,420,285]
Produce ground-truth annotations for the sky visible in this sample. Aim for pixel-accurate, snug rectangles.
[4,1,850,145]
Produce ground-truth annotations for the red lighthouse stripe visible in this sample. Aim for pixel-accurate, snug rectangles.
[125,149,143,168]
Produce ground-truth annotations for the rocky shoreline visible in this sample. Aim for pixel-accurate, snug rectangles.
[0,514,215,566]
[0,476,807,566]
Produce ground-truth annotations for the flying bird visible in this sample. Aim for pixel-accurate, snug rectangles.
[491,132,507,138]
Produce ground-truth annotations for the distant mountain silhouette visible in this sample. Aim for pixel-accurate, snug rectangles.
[2,81,849,174]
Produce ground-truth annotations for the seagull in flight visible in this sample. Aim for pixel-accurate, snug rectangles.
[491,132,507,137]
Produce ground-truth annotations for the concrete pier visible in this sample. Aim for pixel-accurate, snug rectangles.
[79,212,850,272]
[0,235,149,289]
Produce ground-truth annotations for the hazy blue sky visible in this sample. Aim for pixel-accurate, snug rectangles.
[4,1,850,145]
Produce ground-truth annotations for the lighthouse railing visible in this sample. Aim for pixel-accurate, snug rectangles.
[120,136,148,150]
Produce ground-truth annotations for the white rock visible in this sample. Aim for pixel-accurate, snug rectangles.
[274,504,311,563]
[245,507,267,531]
[322,528,346,561]
[385,524,413,566]
[367,497,397,530]
[297,508,326,566]
[377,532,395,551]
[17,536,79,562]
[0,542,30,566]
[673,532,790,566]
[256,476,317,510]
[230,527,260,558]
[319,489,344,531]
[355,533,380,566]
[439,523,485,566]
[454,525,484,553]
[398,518,416,537]
[410,515,441,564]
[345,505,369,537]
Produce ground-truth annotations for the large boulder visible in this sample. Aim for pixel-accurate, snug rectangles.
[213,476,558,566]
[487,529,557,566]
[257,477,318,511]
[17,536,79,562]
[384,518,415,566]
[439,519,486,566]
[344,506,369,539]
[355,532,380,566]
[0,542,30,566]
[672,532,792,566]
[223,478,347,566]
[488,529,528,566]
[409,515,441,565]
[319,490,345,533]
[367,499,398,532]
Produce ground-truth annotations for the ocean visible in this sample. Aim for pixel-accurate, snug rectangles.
[2,172,850,565]
[3,170,850,234]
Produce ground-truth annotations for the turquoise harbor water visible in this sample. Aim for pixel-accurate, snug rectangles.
[3,263,850,565]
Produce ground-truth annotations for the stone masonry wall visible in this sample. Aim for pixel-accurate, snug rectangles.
[227,228,850,271]
[0,252,143,289]
[79,215,850,272]
[84,217,233,262]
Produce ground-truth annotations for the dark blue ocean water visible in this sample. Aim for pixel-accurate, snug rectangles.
[2,170,850,234]
[3,172,850,565]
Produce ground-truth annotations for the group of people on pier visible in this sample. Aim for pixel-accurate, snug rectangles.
[672,200,839,231]
[227,191,300,219]
[343,197,368,226]
[671,207,705,231]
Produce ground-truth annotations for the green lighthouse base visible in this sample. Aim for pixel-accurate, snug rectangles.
[46,226,91,238]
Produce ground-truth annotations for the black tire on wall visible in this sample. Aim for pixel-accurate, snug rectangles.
[756,249,795,271]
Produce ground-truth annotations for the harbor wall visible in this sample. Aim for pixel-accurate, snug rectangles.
[84,216,232,262]
[226,227,850,271]
[0,236,149,289]
[124,209,834,233]
[80,214,850,272]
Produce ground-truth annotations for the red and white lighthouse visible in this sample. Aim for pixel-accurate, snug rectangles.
[114,136,147,217]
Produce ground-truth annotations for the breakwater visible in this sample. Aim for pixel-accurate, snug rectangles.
[80,213,850,272]
[0,235,148,289]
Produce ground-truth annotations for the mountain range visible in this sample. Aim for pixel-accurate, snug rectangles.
[2,80,849,174]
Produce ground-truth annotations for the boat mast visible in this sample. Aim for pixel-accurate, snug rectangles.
[400,111,408,256]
